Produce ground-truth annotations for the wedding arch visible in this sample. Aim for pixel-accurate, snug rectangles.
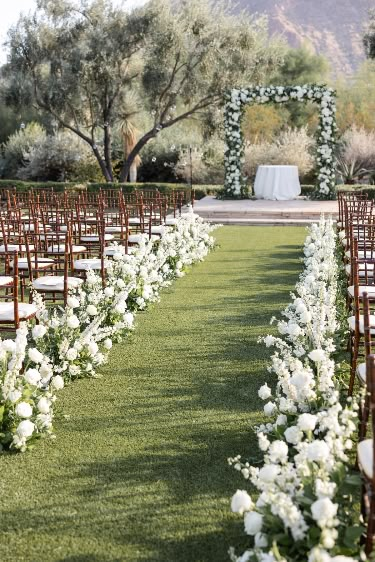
[223,85,337,200]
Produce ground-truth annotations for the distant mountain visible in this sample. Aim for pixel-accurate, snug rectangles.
[228,0,372,75]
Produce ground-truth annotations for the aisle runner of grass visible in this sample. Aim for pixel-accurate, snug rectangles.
[0,226,305,562]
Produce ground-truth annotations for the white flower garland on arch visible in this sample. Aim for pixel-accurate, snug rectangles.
[224,85,337,200]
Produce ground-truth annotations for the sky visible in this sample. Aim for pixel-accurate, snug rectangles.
[0,0,148,63]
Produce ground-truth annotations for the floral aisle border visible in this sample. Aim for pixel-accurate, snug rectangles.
[229,217,362,562]
[224,86,337,200]
[1,212,217,453]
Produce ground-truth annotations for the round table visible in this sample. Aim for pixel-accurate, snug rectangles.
[254,165,301,201]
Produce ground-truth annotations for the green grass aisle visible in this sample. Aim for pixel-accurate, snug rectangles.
[0,226,305,562]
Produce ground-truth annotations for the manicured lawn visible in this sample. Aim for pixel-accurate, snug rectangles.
[0,226,305,562]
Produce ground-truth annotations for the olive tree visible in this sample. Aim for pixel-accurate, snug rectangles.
[4,0,149,182]
[119,0,285,181]
[4,0,284,182]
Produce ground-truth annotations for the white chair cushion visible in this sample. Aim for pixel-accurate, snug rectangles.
[13,257,55,270]
[80,234,114,242]
[0,302,37,321]
[48,245,87,254]
[150,226,165,235]
[129,218,141,225]
[0,276,13,287]
[105,227,124,233]
[346,263,375,276]
[358,439,373,479]
[74,258,103,271]
[128,234,147,244]
[32,276,83,291]
[104,246,126,256]
[347,285,375,298]
[165,218,179,226]
[357,362,366,384]
[345,250,370,259]
[0,244,34,252]
[348,315,375,333]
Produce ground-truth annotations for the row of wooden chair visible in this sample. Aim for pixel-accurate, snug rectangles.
[338,189,375,555]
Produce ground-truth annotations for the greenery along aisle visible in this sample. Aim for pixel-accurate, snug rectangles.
[0,226,305,562]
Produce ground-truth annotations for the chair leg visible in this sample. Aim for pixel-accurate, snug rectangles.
[349,334,358,395]
[366,492,375,556]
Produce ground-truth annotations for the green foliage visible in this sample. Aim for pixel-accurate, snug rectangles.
[363,8,375,59]
[335,61,375,133]
[0,122,46,178]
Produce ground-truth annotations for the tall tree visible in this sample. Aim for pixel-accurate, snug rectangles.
[4,0,284,182]
[4,0,149,182]
[119,0,285,181]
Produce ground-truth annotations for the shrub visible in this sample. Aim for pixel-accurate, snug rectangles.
[0,122,46,179]
[174,138,225,185]
[18,131,101,182]
[336,126,375,183]
[243,127,315,182]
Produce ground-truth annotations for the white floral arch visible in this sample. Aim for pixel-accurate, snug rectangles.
[224,85,337,200]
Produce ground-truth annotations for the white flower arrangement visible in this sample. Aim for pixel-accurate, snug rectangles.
[0,211,217,453]
[229,217,362,561]
[224,86,337,200]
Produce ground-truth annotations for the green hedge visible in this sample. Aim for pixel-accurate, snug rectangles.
[336,184,375,200]
[0,179,222,200]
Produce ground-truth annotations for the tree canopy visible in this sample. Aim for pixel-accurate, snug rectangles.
[3,0,285,182]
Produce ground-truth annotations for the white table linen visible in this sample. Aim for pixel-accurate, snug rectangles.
[254,165,301,201]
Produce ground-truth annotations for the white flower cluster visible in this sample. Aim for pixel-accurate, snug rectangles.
[0,211,217,452]
[229,217,361,561]
[224,85,337,200]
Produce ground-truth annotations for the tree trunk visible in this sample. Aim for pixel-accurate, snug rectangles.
[92,145,113,182]
[119,129,157,183]
[103,125,114,182]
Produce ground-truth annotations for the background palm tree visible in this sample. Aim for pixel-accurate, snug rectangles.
[121,120,142,182]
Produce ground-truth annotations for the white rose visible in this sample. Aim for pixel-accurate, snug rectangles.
[88,342,99,356]
[51,375,64,390]
[37,397,50,414]
[124,312,134,327]
[24,368,41,386]
[284,426,302,445]
[264,335,275,347]
[8,389,22,403]
[67,348,78,361]
[67,296,80,309]
[67,315,80,329]
[32,325,47,339]
[15,401,33,418]
[87,305,98,316]
[264,402,277,417]
[104,287,114,298]
[258,432,270,451]
[298,413,318,432]
[103,339,113,350]
[244,511,263,535]
[306,440,330,462]
[275,414,287,427]
[16,419,35,438]
[231,490,253,515]
[115,301,126,314]
[3,340,16,352]
[258,383,272,400]
[308,349,326,363]
[311,497,338,528]
[258,464,279,483]
[28,348,44,364]
[268,440,288,464]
